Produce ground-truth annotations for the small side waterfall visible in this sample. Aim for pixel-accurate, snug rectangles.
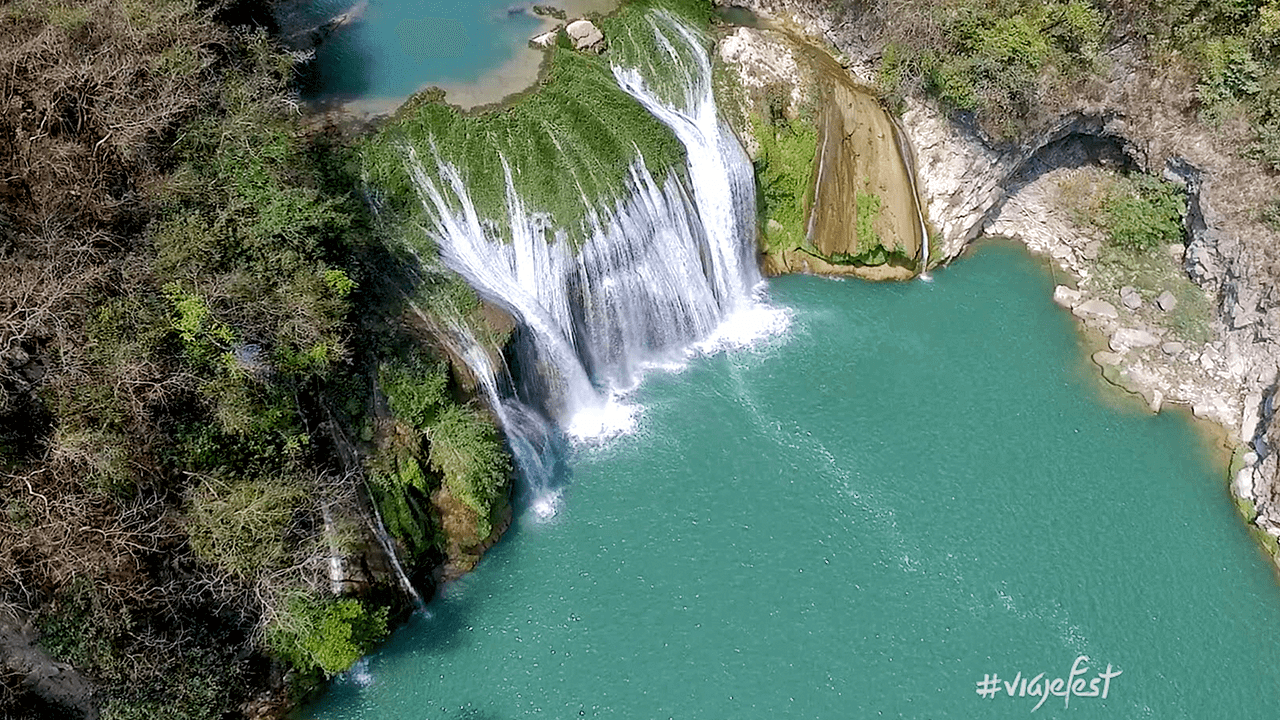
[406,10,765,442]
[446,318,564,517]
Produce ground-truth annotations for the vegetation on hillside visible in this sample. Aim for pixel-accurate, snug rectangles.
[363,48,686,248]
[751,100,818,255]
[874,0,1105,137]
[0,1,510,717]
[871,0,1280,160]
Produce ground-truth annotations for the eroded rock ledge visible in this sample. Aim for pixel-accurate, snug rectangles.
[718,0,1280,560]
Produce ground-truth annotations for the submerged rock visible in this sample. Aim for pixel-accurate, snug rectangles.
[1053,285,1082,308]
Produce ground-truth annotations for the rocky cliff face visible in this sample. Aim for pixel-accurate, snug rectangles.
[717,0,1280,560]
[716,25,924,279]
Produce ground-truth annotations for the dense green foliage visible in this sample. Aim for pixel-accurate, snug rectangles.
[363,47,685,248]
[375,358,511,540]
[267,595,389,677]
[752,112,818,254]
[875,0,1104,136]
[0,2,516,717]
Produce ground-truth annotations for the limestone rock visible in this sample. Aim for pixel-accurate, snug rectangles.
[1073,299,1118,320]
[1119,286,1142,310]
[530,29,558,48]
[566,19,604,53]
[1093,351,1123,366]
[1161,341,1186,355]
[1110,328,1160,352]
[1053,285,1082,308]
[1156,290,1178,312]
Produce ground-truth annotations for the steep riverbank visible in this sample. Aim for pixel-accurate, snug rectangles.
[717,0,1280,565]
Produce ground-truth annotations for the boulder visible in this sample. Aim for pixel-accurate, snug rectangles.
[1093,351,1123,366]
[1073,299,1118,320]
[1110,327,1160,352]
[1119,285,1142,310]
[1053,285,1082,308]
[530,29,558,48]
[1156,290,1178,312]
[566,19,604,53]
[1161,341,1185,355]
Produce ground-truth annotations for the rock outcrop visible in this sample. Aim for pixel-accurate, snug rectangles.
[717,0,1280,561]
[717,26,924,279]
[566,19,605,53]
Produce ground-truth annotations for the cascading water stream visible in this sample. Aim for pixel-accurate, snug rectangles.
[405,10,769,447]
[610,11,761,311]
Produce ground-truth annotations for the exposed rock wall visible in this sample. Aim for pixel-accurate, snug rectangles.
[716,0,1280,559]
[717,25,923,279]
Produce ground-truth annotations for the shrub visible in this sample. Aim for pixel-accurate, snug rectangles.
[1100,174,1185,252]
[187,476,306,579]
[428,404,511,535]
[267,595,389,676]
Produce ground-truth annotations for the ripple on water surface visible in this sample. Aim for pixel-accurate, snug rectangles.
[309,244,1280,719]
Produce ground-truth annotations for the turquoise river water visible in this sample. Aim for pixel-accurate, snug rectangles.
[299,0,545,100]
[308,243,1280,718]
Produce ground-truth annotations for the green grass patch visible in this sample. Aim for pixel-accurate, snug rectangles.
[1262,197,1280,231]
[751,113,817,254]
[855,186,884,253]
[363,47,685,249]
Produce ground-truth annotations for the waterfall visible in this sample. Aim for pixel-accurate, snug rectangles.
[611,11,761,311]
[446,318,564,518]
[405,10,767,443]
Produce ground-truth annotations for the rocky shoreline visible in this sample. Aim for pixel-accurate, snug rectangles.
[718,0,1280,563]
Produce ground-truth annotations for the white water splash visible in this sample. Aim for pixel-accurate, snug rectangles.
[405,10,784,511]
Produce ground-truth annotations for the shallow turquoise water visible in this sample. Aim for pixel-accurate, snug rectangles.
[310,243,1280,718]
[301,0,543,100]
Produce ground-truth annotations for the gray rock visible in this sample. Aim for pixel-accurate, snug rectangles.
[1110,327,1160,351]
[1161,341,1185,355]
[566,19,604,52]
[1121,291,1143,310]
[1156,290,1178,312]
[1082,241,1101,261]
[530,29,558,48]
[1093,351,1123,366]
[1073,299,1118,320]
[1053,285,1082,308]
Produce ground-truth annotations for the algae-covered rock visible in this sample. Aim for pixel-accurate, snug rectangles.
[716,26,924,280]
